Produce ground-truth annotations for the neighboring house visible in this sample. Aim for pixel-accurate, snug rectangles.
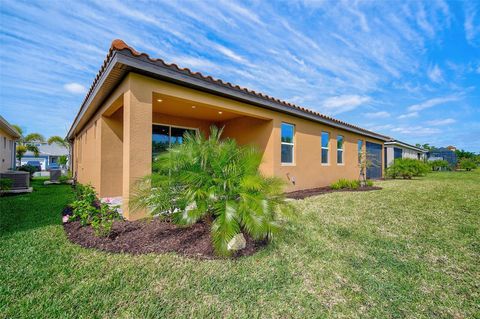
[20,142,69,170]
[428,148,458,166]
[67,39,390,220]
[0,115,20,172]
[384,140,427,168]
[446,145,457,151]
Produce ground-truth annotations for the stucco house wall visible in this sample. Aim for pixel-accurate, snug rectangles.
[0,116,20,172]
[68,40,390,220]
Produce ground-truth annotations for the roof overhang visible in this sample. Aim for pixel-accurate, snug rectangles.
[67,43,391,142]
[384,140,427,153]
[0,115,21,139]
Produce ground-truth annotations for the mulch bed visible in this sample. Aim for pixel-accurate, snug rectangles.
[63,208,266,259]
[285,186,382,200]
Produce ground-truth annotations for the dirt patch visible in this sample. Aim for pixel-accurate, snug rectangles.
[63,214,266,259]
[285,186,382,200]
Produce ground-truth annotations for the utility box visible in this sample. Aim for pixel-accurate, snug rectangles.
[0,171,30,190]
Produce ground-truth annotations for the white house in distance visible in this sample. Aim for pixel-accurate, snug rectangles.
[0,115,20,172]
[20,142,69,170]
[384,140,427,168]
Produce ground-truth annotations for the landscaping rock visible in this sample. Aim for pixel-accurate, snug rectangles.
[227,233,246,251]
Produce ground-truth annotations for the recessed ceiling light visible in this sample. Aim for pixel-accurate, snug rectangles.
[192,105,196,109]
[218,111,223,114]
[157,99,163,102]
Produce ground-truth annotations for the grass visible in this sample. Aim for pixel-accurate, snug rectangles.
[1,172,479,318]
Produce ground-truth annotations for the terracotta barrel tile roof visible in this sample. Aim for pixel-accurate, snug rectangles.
[71,39,391,141]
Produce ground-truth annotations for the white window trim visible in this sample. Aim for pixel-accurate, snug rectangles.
[321,131,330,165]
[281,123,295,165]
[337,135,344,165]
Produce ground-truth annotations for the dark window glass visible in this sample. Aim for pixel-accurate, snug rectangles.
[281,144,293,163]
[337,150,343,164]
[152,125,170,158]
[321,149,329,163]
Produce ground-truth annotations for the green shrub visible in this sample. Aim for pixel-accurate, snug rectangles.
[331,178,360,190]
[459,158,477,171]
[132,126,293,256]
[387,158,429,179]
[69,184,120,236]
[429,159,450,171]
[17,165,36,179]
[365,179,374,187]
[0,178,13,191]
[59,171,72,184]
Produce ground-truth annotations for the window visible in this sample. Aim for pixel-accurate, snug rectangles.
[152,124,196,160]
[3,137,6,149]
[321,132,329,164]
[281,123,294,164]
[358,140,363,164]
[337,135,344,164]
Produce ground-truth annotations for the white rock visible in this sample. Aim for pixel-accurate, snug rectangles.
[227,233,246,251]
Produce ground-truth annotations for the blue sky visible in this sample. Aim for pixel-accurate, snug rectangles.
[1,0,479,151]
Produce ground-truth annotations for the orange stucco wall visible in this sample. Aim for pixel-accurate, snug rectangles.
[72,73,384,220]
[0,127,17,172]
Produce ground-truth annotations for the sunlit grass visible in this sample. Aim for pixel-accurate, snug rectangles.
[1,172,479,318]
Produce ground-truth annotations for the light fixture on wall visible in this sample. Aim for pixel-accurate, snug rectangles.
[218,111,223,114]
[157,99,163,102]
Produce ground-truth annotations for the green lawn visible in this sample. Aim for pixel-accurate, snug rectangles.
[1,172,479,318]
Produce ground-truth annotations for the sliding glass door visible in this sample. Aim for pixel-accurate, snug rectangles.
[152,124,196,159]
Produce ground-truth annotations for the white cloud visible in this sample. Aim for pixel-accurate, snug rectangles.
[63,82,86,94]
[367,124,394,131]
[397,112,418,119]
[322,95,371,115]
[426,118,456,126]
[213,44,248,64]
[464,3,480,46]
[365,111,390,118]
[427,64,443,83]
[391,126,441,135]
[407,95,461,112]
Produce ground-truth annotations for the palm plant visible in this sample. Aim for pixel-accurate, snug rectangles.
[12,125,44,160]
[132,126,293,256]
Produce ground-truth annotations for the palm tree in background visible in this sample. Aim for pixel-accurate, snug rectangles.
[12,125,45,161]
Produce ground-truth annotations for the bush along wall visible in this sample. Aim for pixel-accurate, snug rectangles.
[68,184,122,237]
[387,158,430,179]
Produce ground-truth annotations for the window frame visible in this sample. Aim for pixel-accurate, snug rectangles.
[337,135,344,165]
[321,131,330,165]
[152,123,199,159]
[280,122,295,165]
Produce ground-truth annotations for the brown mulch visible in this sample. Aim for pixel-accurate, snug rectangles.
[63,215,266,259]
[285,186,382,200]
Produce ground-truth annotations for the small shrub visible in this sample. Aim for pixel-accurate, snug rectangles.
[91,203,121,237]
[17,165,36,179]
[0,178,13,191]
[429,159,450,171]
[365,179,374,187]
[69,184,120,236]
[59,171,72,184]
[331,178,360,190]
[386,158,429,179]
[458,158,477,171]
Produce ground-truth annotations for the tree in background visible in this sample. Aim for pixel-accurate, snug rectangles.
[12,125,45,160]
[458,158,477,171]
[455,149,476,160]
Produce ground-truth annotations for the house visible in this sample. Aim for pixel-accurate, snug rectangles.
[20,142,69,170]
[428,148,458,166]
[446,145,457,151]
[67,39,390,220]
[0,115,20,172]
[384,140,427,168]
